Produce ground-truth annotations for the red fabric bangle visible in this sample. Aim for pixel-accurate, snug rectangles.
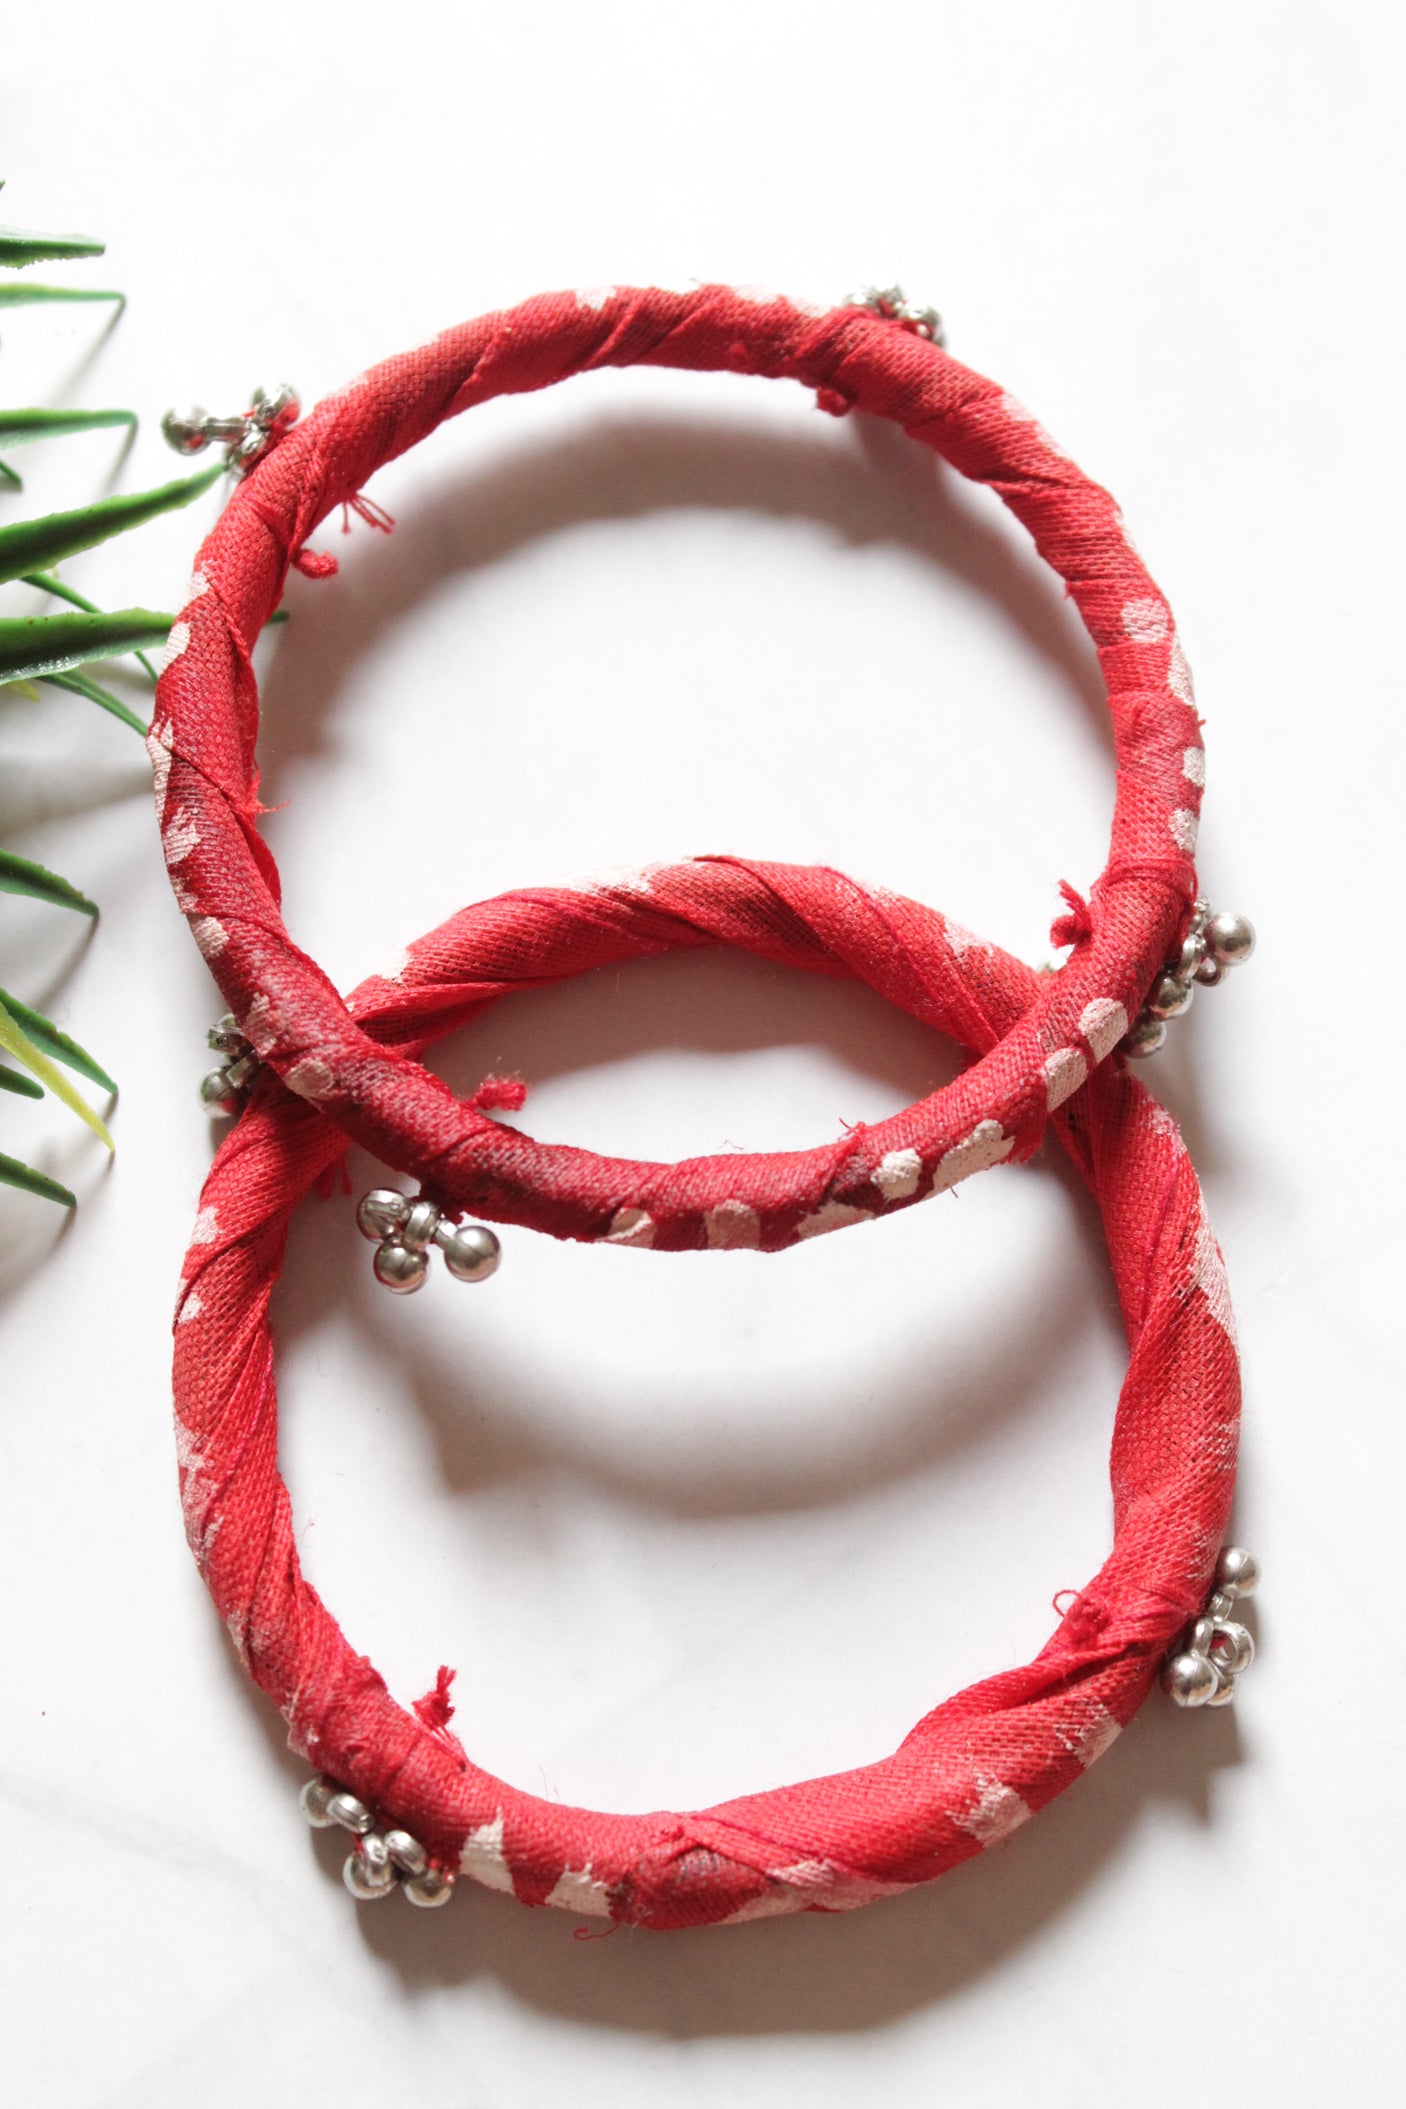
[174,859,1239,1929]
[153,285,1206,1252]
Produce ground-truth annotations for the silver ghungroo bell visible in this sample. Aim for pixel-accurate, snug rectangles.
[356,1187,501,1293]
[162,383,300,474]
[1162,1546,1259,1708]
[844,284,945,347]
[199,1014,259,1114]
[1125,901,1256,1058]
[300,1775,455,1907]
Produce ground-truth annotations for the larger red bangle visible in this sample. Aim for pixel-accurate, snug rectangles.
[153,285,1205,1251]
[174,859,1239,1929]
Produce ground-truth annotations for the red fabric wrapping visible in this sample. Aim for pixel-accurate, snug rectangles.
[151,285,1206,1250]
[173,860,1239,1928]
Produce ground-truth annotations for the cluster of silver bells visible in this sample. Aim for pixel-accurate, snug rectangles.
[1162,1546,1259,1708]
[1125,902,1256,1059]
[198,1015,258,1114]
[846,283,946,348]
[161,382,300,473]
[197,1019,502,1292]
[300,1777,454,1907]
[357,1187,501,1294]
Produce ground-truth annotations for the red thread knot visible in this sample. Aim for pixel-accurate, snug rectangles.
[414,1666,457,1734]
[292,546,339,578]
[471,1074,528,1114]
[1050,880,1094,952]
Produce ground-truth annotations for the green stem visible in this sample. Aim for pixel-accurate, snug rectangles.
[0,283,124,308]
[39,669,146,735]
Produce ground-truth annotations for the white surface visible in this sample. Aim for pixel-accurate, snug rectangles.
[1,5,1401,2104]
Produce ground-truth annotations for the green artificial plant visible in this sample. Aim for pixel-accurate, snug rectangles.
[1,183,218,1205]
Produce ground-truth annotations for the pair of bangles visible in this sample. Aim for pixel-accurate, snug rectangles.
[155,282,1256,1930]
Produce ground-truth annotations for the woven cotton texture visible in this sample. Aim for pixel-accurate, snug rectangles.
[173,860,1240,1929]
[151,284,1206,1250]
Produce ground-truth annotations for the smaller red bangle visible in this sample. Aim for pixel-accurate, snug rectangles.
[153,284,1205,1252]
[174,861,1240,1929]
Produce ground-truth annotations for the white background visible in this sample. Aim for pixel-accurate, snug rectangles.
[2,6,1402,2104]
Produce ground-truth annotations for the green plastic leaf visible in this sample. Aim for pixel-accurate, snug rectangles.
[0,994,112,1149]
[0,461,221,584]
[0,845,98,915]
[0,408,135,450]
[0,987,117,1094]
[0,458,22,490]
[0,1064,44,1099]
[0,1151,74,1207]
[0,283,123,308]
[0,607,175,683]
[0,224,105,268]
[40,668,146,734]
[23,569,97,608]
[21,570,158,679]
